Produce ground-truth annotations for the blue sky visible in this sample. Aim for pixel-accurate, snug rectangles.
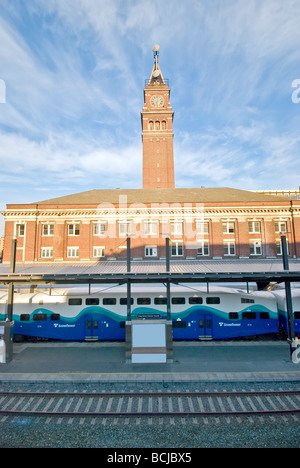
[0,0,300,235]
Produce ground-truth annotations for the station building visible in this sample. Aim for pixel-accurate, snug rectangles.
[1,48,300,264]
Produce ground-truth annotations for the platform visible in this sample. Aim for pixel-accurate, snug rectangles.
[0,341,300,383]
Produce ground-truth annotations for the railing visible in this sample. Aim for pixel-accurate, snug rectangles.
[145,78,169,87]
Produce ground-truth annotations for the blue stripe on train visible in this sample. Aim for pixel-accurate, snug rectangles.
[11,305,279,341]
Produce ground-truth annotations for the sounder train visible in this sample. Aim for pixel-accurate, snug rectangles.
[0,284,299,341]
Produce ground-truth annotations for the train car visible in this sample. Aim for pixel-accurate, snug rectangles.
[270,288,300,338]
[0,284,279,341]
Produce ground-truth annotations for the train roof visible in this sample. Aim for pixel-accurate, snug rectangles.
[7,284,276,298]
[271,288,300,299]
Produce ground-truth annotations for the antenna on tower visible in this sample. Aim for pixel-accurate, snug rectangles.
[152,44,160,66]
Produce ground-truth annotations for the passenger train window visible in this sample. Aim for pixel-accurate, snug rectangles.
[137,298,151,305]
[86,298,99,305]
[259,312,269,319]
[120,298,134,305]
[20,314,30,321]
[103,298,116,305]
[206,297,220,304]
[172,321,186,328]
[154,297,167,305]
[33,314,47,321]
[51,314,60,321]
[229,312,239,319]
[241,298,255,303]
[294,312,300,319]
[189,297,203,304]
[242,312,256,319]
[68,298,82,306]
[172,297,185,304]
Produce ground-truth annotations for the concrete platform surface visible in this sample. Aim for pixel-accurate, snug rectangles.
[0,341,300,382]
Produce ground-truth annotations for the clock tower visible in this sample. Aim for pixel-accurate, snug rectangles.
[141,45,175,189]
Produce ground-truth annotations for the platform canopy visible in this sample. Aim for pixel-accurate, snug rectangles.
[0,259,299,285]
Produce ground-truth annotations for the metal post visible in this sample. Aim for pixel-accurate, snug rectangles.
[166,237,170,273]
[166,281,171,321]
[127,236,131,273]
[7,238,17,321]
[165,237,172,358]
[127,280,131,321]
[281,236,295,358]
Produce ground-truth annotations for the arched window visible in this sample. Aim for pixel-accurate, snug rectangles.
[149,121,154,130]
[155,121,160,131]
[162,120,166,130]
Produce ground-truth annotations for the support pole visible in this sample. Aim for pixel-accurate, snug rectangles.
[165,237,173,358]
[166,237,170,273]
[166,281,171,321]
[126,236,131,321]
[1,238,16,363]
[281,235,295,359]
[127,236,131,273]
[127,280,131,321]
[7,237,17,321]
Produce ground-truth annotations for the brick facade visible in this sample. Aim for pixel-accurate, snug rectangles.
[2,193,300,263]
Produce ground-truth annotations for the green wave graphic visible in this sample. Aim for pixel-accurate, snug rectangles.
[11,303,277,323]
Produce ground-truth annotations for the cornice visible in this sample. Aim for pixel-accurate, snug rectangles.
[1,205,297,219]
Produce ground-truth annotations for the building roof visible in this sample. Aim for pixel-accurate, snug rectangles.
[35,187,288,206]
[0,259,299,285]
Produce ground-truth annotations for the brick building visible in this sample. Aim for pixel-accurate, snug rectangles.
[1,47,300,264]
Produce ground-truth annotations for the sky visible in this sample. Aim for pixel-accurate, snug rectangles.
[0,0,300,235]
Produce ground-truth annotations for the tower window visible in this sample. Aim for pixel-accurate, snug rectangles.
[155,121,160,130]
[149,121,154,130]
[162,121,166,130]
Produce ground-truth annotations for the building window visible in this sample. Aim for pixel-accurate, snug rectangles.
[144,220,158,236]
[145,245,157,257]
[155,121,160,130]
[224,240,235,256]
[67,247,79,258]
[15,223,25,237]
[250,240,262,256]
[161,120,166,130]
[197,240,209,257]
[41,247,53,258]
[223,221,235,234]
[149,121,154,130]
[275,221,287,233]
[248,221,261,233]
[42,224,54,236]
[196,222,209,234]
[68,224,80,236]
[276,239,289,256]
[171,241,183,257]
[119,221,131,236]
[93,246,105,258]
[93,222,106,236]
[171,221,183,235]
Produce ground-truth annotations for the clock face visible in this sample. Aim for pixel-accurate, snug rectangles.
[150,95,164,108]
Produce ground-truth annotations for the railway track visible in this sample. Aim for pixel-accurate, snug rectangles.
[1,388,300,418]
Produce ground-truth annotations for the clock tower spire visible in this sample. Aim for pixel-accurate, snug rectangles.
[141,45,175,189]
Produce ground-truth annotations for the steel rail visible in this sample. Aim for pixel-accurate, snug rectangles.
[1,389,300,418]
[0,389,299,397]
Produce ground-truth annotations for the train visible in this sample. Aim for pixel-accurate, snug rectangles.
[2,283,297,342]
[269,287,300,338]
